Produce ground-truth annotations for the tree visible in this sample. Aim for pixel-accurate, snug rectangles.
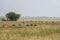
[6,12,21,21]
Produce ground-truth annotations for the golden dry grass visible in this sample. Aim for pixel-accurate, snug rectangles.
[0,25,60,40]
[0,20,60,40]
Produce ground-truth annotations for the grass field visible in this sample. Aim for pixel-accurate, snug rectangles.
[0,20,60,40]
[0,21,60,40]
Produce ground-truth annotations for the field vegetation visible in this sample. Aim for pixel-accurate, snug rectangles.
[0,20,60,40]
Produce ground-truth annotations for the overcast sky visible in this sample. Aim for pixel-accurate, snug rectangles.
[0,0,60,17]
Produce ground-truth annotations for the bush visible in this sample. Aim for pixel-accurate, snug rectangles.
[12,24,16,26]
[22,21,25,24]
[34,24,37,26]
[26,24,29,26]
[30,24,33,26]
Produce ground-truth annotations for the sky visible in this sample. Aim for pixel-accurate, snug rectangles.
[0,0,60,17]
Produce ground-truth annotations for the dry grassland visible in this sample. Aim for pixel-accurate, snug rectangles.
[0,20,60,40]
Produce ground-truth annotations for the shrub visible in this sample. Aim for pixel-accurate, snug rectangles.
[26,24,29,26]
[30,24,33,26]
[34,24,37,26]
[22,21,25,24]
[12,24,16,26]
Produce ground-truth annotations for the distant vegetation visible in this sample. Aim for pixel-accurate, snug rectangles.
[6,11,21,21]
[0,11,21,21]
